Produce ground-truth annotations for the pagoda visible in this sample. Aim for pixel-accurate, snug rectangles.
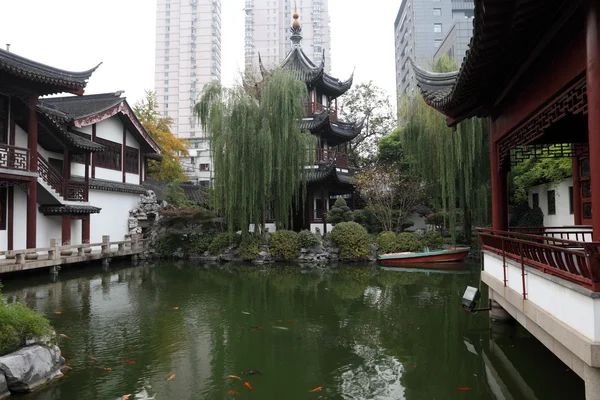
[252,10,365,234]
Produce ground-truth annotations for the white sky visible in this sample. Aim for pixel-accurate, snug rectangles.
[0,0,399,108]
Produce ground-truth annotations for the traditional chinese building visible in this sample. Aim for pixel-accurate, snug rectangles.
[0,49,160,252]
[253,10,364,233]
[413,0,600,396]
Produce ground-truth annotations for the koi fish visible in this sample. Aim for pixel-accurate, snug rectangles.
[272,326,289,330]
[123,359,136,365]
[243,381,254,391]
[65,359,72,367]
[89,356,98,361]
[122,395,132,400]
[172,307,179,310]
[104,367,112,371]
[309,386,323,392]
[226,375,241,380]
[55,311,62,315]
[59,334,71,340]
[242,311,250,315]
[167,373,176,381]
[227,390,240,396]
[456,387,472,391]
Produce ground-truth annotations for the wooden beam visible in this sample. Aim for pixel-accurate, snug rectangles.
[91,124,96,179]
[26,94,37,249]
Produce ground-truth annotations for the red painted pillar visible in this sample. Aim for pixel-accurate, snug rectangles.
[7,186,13,250]
[62,150,70,198]
[490,138,508,231]
[122,126,126,183]
[84,153,90,202]
[586,0,600,240]
[91,124,96,179]
[26,94,38,249]
[573,156,582,225]
[62,216,71,246]
[82,216,90,244]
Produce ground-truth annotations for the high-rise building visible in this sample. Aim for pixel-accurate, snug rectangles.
[154,0,222,139]
[394,0,474,98]
[244,0,331,77]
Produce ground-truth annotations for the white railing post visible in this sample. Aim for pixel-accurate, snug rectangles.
[101,235,110,255]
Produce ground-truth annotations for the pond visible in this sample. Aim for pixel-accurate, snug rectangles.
[0,261,585,400]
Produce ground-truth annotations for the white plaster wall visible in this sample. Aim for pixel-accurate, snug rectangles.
[125,130,140,149]
[14,125,27,148]
[95,167,122,182]
[71,163,91,178]
[249,223,277,234]
[0,190,6,250]
[126,173,140,185]
[484,252,600,342]
[71,219,82,245]
[95,116,124,143]
[310,223,333,235]
[88,190,140,244]
[528,178,574,226]
[13,188,27,250]
[36,211,61,247]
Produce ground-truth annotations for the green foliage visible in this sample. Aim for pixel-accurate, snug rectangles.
[330,222,370,259]
[510,151,572,204]
[165,180,196,208]
[328,197,353,225]
[298,230,320,249]
[239,235,263,261]
[377,126,404,167]
[209,232,234,255]
[396,232,423,252]
[422,232,443,250]
[197,69,316,234]
[377,231,400,254]
[157,232,214,258]
[270,230,300,260]
[0,292,53,356]
[516,206,544,227]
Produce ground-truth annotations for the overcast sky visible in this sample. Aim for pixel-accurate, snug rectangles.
[1,0,399,108]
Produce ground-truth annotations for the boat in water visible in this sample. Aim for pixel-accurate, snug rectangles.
[378,247,470,267]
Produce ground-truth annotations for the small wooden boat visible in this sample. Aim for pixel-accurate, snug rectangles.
[378,247,470,267]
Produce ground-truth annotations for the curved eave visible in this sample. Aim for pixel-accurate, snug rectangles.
[37,106,106,153]
[317,71,354,97]
[306,161,336,184]
[299,110,329,131]
[38,204,102,216]
[145,153,163,161]
[325,118,365,145]
[280,47,324,85]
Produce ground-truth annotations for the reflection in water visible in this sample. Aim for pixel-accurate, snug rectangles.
[0,261,584,400]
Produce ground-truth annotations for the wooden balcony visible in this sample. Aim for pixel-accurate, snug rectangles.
[304,102,338,122]
[38,155,88,202]
[317,148,348,168]
[477,228,600,291]
[0,143,29,172]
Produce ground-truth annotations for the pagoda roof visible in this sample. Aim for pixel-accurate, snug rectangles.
[412,0,575,126]
[41,92,161,154]
[299,110,365,146]
[306,160,355,187]
[0,48,99,95]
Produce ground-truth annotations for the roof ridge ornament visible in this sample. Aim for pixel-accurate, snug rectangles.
[290,5,302,48]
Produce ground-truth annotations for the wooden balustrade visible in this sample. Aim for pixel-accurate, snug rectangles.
[304,102,338,121]
[477,228,600,291]
[317,148,349,168]
[509,226,593,242]
[0,144,29,171]
[38,155,87,202]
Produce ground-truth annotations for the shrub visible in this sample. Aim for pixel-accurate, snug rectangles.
[190,234,213,255]
[330,222,370,259]
[377,231,399,254]
[422,232,443,250]
[239,235,263,261]
[328,198,353,224]
[270,230,300,260]
[298,230,320,249]
[0,299,53,356]
[165,180,196,208]
[209,232,233,255]
[397,232,423,252]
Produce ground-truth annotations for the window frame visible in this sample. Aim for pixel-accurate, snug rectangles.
[95,137,122,171]
[547,190,556,216]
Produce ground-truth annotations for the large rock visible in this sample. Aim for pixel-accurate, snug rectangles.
[0,373,9,399]
[0,345,65,392]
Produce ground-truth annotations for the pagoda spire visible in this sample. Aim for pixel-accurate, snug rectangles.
[290,5,302,48]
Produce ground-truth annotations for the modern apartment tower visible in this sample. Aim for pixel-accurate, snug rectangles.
[394,0,474,98]
[244,0,331,77]
[154,0,222,139]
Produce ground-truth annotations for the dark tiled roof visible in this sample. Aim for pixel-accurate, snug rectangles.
[41,92,124,120]
[305,161,355,186]
[70,178,148,195]
[69,131,105,152]
[37,105,106,152]
[299,111,364,145]
[180,183,206,204]
[38,204,101,216]
[329,118,365,145]
[412,0,572,125]
[299,110,329,130]
[0,48,99,94]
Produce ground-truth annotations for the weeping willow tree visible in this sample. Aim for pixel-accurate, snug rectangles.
[400,55,490,244]
[196,69,316,235]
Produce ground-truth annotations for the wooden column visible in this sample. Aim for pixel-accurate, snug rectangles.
[61,216,71,245]
[321,189,327,235]
[7,186,13,250]
[82,216,90,244]
[490,138,508,231]
[26,94,38,249]
[573,156,582,225]
[84,153,90,202]
[9,103,15,146]
[586,0,600,240]
[139,151,143,185]
[91,124,96,179]
[122,126,126,183]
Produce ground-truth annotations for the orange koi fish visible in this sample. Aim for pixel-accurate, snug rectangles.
[122,395,132,400]
[104,367,113,371]
[55,311,62,315]
[89,356,98,361]
[123,359,136,365]
[59,334,71,340]
[309,386,323,393]
[226,375,241,380]
[456,387,472,391]
[243,382,254,391]
[167,373,176,381]
[172,306,179,310]
[227,390,240,396]
[65,359,72,367]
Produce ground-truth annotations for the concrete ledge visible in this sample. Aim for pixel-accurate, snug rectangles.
[483,271,600,372]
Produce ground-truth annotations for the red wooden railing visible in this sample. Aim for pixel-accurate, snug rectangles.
[38,155,87,202]
[0,144,29,172]
[477,228,600,292]
[317,148,349,168]
[509,226,593,242]
[304,102,338,122]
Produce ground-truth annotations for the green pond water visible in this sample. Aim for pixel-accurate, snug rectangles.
[0,261,585,400]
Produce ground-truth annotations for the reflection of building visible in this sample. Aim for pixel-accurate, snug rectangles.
[0,49,160,250]
[244,0,331,76]
[413,0,600,395]
[251,11,362,234]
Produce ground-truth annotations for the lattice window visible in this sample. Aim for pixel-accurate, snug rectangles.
[72,132,91,164]
[547,190,556,215]
[95,137,122,171]
[125,147,139,174]
[0,96,7,145]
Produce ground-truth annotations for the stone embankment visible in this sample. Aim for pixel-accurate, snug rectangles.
[0,345,66,398]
